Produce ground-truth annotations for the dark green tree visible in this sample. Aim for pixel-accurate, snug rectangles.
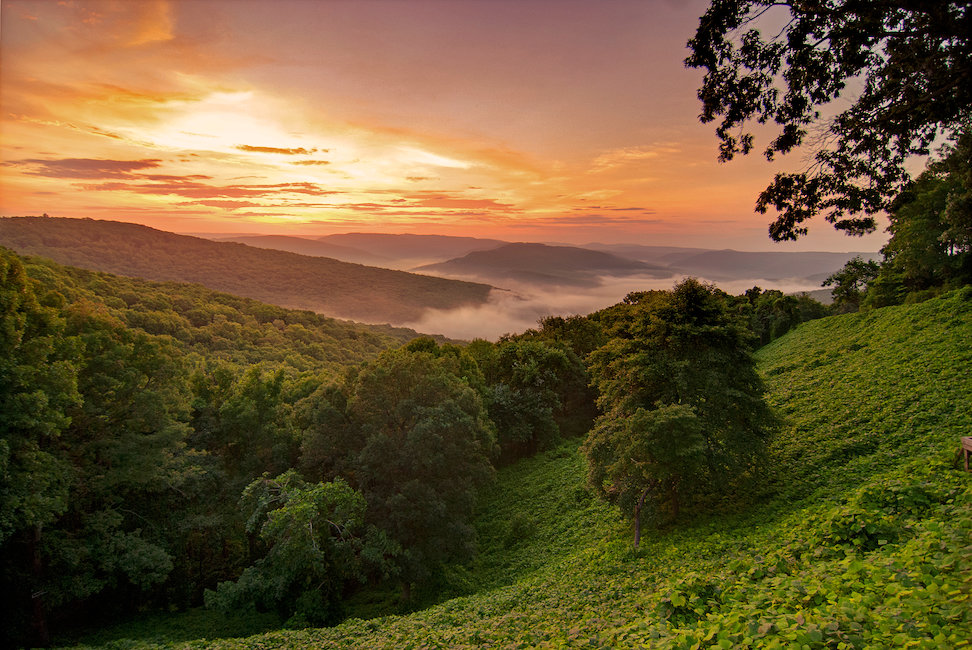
[865,134,972,306]
[823,256,881,313]
[0,249,79,646]
[686,1,972,241]
[468,338,586,462]
[205,470,396,626]
[583,279,776,545]
[299,343,495,600]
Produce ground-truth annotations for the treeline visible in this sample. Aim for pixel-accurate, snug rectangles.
[1,246,837,647]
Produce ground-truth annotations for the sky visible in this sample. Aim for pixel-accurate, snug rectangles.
[0,0,890,252]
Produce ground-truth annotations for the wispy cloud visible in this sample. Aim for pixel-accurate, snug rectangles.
[588,145,681,173]
[236,145,321,155]
[7,158,162,179]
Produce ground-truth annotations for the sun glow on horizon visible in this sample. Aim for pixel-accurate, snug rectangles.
[0,0,889,251]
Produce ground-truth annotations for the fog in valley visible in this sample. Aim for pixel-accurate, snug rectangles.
[404,272,829,340]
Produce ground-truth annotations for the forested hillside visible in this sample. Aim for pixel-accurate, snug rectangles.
[0,246,594,647]
[0,217,494,324]
[66,288,971,649]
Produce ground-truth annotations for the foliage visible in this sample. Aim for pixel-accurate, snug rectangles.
[865,134,972,307]
[737,287,831,344]
[468,338,590,462]
[205,471,392,627]
[68,288,970,649]
[299,343,496,596]
[584,279,776,540]
[0,247,427,646]
[823,256,881,313]
[16,252,427,373]
[686,0,972,241]
[0,249,79,546]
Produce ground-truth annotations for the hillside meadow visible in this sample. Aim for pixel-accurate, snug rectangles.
[68,288,972,649]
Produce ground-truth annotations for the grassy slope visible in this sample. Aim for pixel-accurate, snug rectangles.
[71,290,972,649]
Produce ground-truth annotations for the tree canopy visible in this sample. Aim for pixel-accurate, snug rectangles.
[584,279,776,545]
[686,0,972,241]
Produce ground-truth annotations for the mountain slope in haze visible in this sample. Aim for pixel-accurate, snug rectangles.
[666,249,879,282]
[591,243,877,283]
[319,232,507,268]
[211,234,391,267]
[0,217,493,324]
[415,242,672,288]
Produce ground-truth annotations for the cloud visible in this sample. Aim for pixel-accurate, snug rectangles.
[292,160,331,165]
[7,158,162,179]
[533,213,662,227]
[589,145,680,173]
[403,191,518,212]
[236,145,320,155]
[179,200,262,209]
[80,178,340,200]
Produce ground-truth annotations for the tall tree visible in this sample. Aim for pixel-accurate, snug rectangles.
[0,250,79,647]
[584,279,776,545]
[686,1,972,241]
[205,471,394,626]
[299,342,495,599]
[865,134,972,306]
[823,256,881,313]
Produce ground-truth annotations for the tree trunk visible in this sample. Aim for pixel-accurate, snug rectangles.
[669,478,680,520]
[401,580,412,603]
[633,488,650,548]
[30,524,50,647]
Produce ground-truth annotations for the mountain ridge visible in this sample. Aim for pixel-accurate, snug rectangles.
[0,216,493,324]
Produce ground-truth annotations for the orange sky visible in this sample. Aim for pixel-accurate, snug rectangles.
[0,0,888,252]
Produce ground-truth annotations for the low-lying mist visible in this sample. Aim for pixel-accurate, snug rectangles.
[402,273,827,341]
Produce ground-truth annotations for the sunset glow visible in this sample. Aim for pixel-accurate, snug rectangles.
[1,0,888,251]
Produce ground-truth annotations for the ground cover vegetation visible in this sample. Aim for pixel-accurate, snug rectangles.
[62,285,972,649]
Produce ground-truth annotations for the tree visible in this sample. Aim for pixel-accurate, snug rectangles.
[299,343,495,600]
[823,256,881,313]
[865,134,972,306]
[0,250,79,647]
[468,338,584,462]
[583,279,776,545]
[205,471,394,626]
[686,1,972,241]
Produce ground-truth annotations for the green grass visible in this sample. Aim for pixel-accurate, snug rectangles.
[65,289,972,648]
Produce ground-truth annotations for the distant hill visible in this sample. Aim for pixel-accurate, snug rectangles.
[589,243,876,284]
[211,234,391,267]
[319,232,507,268]
[0,217,493,324]
[665,249,878,283]
[583,242,712,262]
[415,242,672,288]
[9,249,432,372]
